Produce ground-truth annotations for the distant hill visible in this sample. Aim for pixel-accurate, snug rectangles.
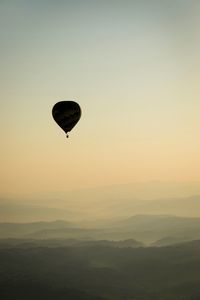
[152,236,197,247]
[1,193,200,222]
[0,238,144,249]
[1,182,200,222]
[28,227,104,240]
[78,239,144,248]
[0,202,71,222]
[1,215,200,244]
[113,214,200,244]
[76,214,200,244]
[0,220,71,238]
[114,214,200,232]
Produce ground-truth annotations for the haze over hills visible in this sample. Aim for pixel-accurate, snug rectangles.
[1,182,200,245]
[1,214,200,245]
[1,182,200,299]
[1,181,200,222]
[1,193,200,222]
[1,213,200,299]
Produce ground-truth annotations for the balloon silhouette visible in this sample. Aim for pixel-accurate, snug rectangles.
[52,101,81,138]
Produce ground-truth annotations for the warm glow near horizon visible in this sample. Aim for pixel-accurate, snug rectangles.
[1,0,200,196]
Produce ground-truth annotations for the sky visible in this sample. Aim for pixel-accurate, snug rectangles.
[1,0,200,197]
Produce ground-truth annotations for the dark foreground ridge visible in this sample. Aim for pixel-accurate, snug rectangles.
[1,240,200,300]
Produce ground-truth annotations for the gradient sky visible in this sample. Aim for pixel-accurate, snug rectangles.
[1,0,200,196]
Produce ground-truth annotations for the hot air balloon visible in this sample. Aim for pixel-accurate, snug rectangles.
[52,101,81,138]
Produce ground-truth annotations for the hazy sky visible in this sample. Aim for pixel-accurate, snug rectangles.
[1,0,200,196]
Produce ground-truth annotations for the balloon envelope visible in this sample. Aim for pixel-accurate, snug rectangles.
[52,101,81,135]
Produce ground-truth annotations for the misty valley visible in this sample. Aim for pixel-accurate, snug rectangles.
[1,214,200,299]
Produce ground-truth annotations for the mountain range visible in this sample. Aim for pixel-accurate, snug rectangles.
[1,214,200,245]
[1,193,200,222]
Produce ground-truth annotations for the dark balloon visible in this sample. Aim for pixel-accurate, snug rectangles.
[52,101,81,137]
